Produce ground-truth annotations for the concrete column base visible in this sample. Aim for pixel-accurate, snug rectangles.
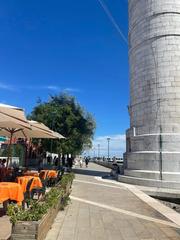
[122,150,180,189]
[118,173,180,190]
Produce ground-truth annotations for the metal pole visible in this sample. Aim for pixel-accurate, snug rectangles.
[107,138,110,160]
[50,112,56,154]
[7,131,13,167]
[93,148,95,158]
[50,137,53,154]
[159,125,163,180]
[98,144,100,158]
[50,119,54,154]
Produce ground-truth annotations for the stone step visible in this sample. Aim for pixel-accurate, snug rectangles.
[124,169,180,181]
[118,175,180,189]
[124,169,160,180]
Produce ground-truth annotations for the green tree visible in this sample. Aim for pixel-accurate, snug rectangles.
[28,93,96,155]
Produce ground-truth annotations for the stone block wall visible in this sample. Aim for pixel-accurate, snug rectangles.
[125,0,180,182]
[129,0,180,132]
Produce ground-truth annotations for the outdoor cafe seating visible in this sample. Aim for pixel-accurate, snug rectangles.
[16,175,42,193]
[0,172,43,209]
[23,170,39,177]
[0,161,65,213]
[0,182,24,211]
[39,169,57,179]
[0,104,65,216]
[17,175,44,202]
[39,169,58,186]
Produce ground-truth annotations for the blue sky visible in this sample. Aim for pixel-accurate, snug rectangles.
[0,0,129,157]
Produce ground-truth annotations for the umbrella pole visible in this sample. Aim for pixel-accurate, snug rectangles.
[7,131,13,167]
[25,138,31,167]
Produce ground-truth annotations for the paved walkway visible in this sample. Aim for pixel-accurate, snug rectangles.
[0,208,11,240]
[45,163,180,240]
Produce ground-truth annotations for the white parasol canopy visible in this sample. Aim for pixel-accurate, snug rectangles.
[0,103,31,133]
[28,120,65,139]
[0,103,31,138]
[0,103,31,165]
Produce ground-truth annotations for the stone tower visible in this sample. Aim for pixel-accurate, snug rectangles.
[120,0,180,188]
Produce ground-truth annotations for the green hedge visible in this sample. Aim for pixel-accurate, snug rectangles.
[7,173,75,224]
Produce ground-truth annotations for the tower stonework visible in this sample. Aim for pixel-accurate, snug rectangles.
[120,0,180,188]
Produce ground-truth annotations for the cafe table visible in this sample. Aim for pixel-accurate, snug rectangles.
[23,171,39,177]
[0,182,24,205]
[39,170,49,179]
[17,176,42,192]
[40,170,58,179]
[47,170,58,178]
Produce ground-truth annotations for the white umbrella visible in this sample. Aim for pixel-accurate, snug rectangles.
[0,103,31,166]
[27,120,65,139]
[0,119,65,140]
[0,104,65,164]
[0,103,31,132]
[51,130,65,139]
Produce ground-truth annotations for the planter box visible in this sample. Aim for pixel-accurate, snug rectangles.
[11,183,72,240]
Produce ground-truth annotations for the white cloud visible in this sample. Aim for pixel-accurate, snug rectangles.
[44,85,61,91]
[87,134,126,158]
[63,88,80,93]
[22,85,61,91]
[0,83,80,93]
[0,82,15,91]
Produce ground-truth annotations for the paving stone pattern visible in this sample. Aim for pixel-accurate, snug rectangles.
[45,163,180,240]
[0,210,11,240]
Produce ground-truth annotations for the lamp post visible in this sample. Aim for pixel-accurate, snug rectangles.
[98,144,100,159]
[50,111,57,154]
[93,147,96,158]
[50,120,54,154]
[107,138,110,160]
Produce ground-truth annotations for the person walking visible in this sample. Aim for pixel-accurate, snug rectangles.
[62,155,65,166]
[85,157,89,168]
[79,158,83,168]
[67,156,73,171]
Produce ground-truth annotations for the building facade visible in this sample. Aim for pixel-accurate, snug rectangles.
[121,0,180,188]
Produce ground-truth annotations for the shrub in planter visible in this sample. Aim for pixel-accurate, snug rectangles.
[7,173,75,240]
[7,188,64,224]
[60,172,75,190]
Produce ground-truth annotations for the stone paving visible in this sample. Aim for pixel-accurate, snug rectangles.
[0,207,11,240]
[45,163,180,240]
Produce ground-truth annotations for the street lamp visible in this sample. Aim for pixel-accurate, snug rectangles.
[107,138,110,160]
[50,111,57,154]
[98,144,100,159]
[93,147,96,158]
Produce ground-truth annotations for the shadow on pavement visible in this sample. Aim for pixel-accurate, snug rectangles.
[0,208,5,217]
[72,168,110,177]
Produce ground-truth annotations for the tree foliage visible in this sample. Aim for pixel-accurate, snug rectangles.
[28,93,96,155]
